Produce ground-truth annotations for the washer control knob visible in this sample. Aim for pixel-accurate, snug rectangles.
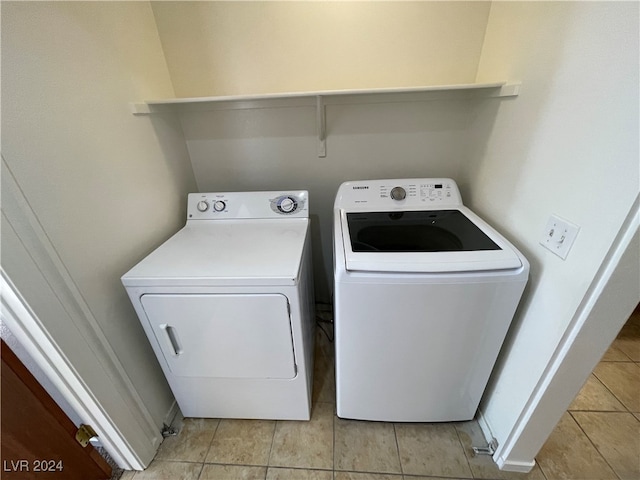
[196,200,209,212]
[213,200,226,212]
[278,196,297,213]
[390,186,407,201]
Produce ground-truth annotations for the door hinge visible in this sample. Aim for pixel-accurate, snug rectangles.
[472,437,498,456]
[75,424,98,447]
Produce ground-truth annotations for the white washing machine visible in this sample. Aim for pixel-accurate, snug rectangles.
[122,191,315,420]
[333,178,529,422]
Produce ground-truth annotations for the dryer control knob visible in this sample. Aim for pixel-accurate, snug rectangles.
[390,186,407,201]
[278,196,297,213]
[213,200,226,212]
[197,200,209,212]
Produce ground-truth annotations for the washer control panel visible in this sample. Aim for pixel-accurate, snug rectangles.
[187,191,308,220]
[337,178,463,208]
[419,182,457,203]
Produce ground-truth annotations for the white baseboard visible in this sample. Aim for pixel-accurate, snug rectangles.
[163,401,181,428]
[476,408,535,473]
[495,457,536,473]
[475,408,495,445]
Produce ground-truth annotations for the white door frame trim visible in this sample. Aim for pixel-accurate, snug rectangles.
[1,271,142,469]
[484,194,640,470]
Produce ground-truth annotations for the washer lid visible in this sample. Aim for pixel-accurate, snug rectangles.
[347,210,501,252]
[122,219,309,287]
[340,207,522,273]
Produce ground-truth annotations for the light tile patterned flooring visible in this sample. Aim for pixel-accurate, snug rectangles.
[121,309,640,480]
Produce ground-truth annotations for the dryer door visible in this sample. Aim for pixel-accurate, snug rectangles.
[140,293,296,379]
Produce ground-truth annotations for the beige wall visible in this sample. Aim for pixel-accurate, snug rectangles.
[465,1,639,465]
[1,1,196,432]
[151,1,491,97]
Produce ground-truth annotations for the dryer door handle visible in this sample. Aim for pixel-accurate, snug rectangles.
[159,324,183,356]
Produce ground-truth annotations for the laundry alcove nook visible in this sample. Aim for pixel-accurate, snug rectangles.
[3,1,636,474]
[130,82,520,302]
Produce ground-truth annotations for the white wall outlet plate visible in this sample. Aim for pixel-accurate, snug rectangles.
[540,214,580,260]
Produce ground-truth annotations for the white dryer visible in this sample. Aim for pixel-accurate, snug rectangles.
[333,178,528,422]
[122,191,315,420]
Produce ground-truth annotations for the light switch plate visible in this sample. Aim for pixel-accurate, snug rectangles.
[540,214,580,260]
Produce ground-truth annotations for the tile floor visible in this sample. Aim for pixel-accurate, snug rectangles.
[536,308,640,480]
[120,308,640,480]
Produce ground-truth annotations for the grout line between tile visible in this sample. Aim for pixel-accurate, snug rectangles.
[392,422,404,476]
[203,419,221,465]
[568,411,623,480]
[264,452,269,480]
[266,419,277,469]
[452,423,475,479]
[537,461,551,480]
[569,408,631,413]
[266,465,333,472]
[593,365,634,415]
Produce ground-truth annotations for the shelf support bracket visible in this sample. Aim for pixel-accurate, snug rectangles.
[490,83,521,98]
[130,102,152,115]
[316,95,326,158]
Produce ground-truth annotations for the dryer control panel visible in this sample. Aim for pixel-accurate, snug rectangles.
[187,191,308,220]
[336,178,463,209]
